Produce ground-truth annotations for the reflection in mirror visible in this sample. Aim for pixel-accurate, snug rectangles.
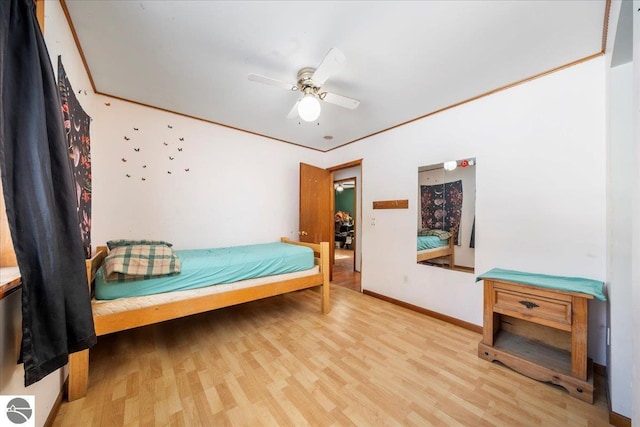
[417,158,475,272]
[334,179,355,251]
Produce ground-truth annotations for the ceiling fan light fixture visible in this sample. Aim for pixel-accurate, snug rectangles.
[298,94,321,122]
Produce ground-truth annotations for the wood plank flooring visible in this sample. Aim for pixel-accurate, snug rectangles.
[332,249,360,292]
[54,282,611,426]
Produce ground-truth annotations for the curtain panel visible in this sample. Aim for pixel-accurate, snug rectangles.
[0,0,96,386]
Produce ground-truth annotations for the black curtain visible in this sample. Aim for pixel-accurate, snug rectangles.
[0,0,96,386]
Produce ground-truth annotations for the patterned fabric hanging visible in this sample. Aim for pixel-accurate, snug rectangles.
[420,180,463,245]
[57,57,92,258]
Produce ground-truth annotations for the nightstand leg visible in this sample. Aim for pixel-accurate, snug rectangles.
[482,281,498,346]
[571,296,588,381]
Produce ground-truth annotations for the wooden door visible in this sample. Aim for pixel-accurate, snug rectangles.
[299,163,334,277]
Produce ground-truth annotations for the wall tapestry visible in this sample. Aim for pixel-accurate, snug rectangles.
[57,57,92,258]
[420,180,463,245]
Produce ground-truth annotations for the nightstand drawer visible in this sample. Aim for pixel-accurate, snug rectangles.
[493,288,572,330]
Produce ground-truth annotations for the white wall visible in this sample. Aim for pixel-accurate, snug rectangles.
[0,291,65,427]
[326,58,608,364]
[607,62,633,418]
[41,6,324,252]
[605,0,637,420]
[90,102,323,249]
[632,1,640,424]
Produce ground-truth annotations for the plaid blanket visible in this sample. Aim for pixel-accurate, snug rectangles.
[106,239,173,250]
[103,244,181,282]
[417,228,451,240]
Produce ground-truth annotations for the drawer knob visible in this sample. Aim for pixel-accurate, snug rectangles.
[519,300,539,309]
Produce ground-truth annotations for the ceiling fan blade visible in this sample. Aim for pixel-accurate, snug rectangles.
[312,48,346,85]
[248,73,297,91]
[321,92,360,110]
[286,99,300,119]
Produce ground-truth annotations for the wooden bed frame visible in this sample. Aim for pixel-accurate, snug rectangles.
[67,237,330,401]
[416,231,456,268]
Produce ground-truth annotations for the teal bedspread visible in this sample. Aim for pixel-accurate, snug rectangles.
[417,236,448,251]
[476,268,606,301]
[96,242,314,300]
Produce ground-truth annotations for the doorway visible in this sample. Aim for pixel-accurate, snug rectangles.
[334,177,356,264]
[329,161,362,292]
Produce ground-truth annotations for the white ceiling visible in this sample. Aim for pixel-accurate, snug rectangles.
[63,1,607,152]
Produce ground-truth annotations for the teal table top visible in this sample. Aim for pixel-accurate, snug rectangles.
[476,268,606,301]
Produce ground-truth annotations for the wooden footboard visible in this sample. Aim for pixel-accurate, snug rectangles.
[416,233,456,267]
[67,238,330,401]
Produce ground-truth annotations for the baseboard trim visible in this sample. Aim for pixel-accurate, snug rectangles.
[600,363,632,427]
[597,363,632,427]
[362,289,483,334]
[610,412,631,427]
[44,380,65,427]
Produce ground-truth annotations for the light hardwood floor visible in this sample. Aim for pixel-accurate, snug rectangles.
[332,248,360,292]
[54,284,611,426]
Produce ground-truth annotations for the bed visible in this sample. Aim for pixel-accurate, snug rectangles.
[67,237,330,401]
[416,230,456,267]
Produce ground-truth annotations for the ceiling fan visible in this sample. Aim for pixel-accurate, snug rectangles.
[248,48,360,122]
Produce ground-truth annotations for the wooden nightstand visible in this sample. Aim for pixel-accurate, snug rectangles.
[477,277,596,403]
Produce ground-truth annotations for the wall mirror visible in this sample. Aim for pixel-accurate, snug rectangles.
[417,158,476,272]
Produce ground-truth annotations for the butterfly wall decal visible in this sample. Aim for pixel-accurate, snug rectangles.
[134,148,140,152]
[179,137,184,141]
[124,136,130,141]
[178,147,183,152]
[169,156,174,160]
[133,127,139,131]
[167,125,173,129]
[121,158,127,162]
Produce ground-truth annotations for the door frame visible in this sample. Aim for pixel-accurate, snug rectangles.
[327,159,362,273]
